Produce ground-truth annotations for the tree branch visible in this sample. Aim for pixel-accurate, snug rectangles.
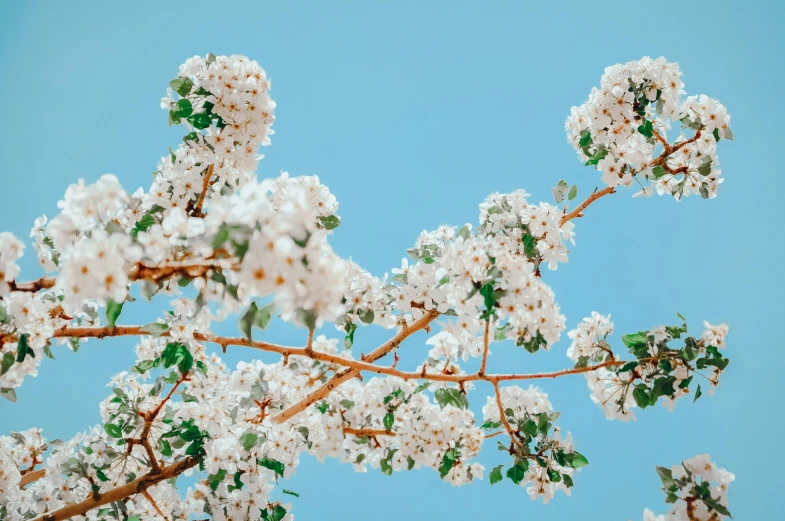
[271,310,440,424]
[190,164,214,218]
[32,456,200,521]
[478,319,490,376]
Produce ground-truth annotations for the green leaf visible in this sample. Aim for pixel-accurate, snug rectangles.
[522,233,538,260]
[697,158,712,177]
[694,384,703,402]
[480,283,496,313]
[457,224,471,240]
[622,332,648,349]
[15,334,33,363]
[383,412,395,431]
[489,464,504,484]
[318,214,341,230]
[358,309,374,324]
[161,342,193,374]
[105,299,123,328]
[207,469,227,491]
[568,184,578,201]
[563,474,574,487]
[258,457,285,477]
[282,489,299,497]
[438,448,460,478]
[133,359,157,374]
[637,119,654,138]
[169,77,194,97]
[651,165,667,179]
[174,98,193,118]
[521,419,538,437]
[413,382,431,394]
[1,352,14,376]
[506,462,527,484]
[570,452,589,469]
[140,322,169,337]
[240,432,258,452]
[633,387,649,409]
[584,146,608,166]
[239,302,275,340]
[578,130,592,148]
[713,128,721,142]
[105,423,123,438]
[434,388,469,410]
[0,388,17,402]
[187,113,212,130]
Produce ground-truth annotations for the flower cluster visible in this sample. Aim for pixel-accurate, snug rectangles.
[566,57,732,200]
[477,189,575,271]
[643,454,733,520]
[480,385,586,502]
[153,54,276,214]
[567,314,730,421]
[0,234,24,297]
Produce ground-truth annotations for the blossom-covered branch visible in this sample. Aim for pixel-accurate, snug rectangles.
[0,54,734,521]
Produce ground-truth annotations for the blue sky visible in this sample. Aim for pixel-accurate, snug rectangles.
[1,1,783,519]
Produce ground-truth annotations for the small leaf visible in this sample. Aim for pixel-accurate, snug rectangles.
[187,113,212,130]
[318,214,341,230]
[140,323,169,337]
[105,299,123,328]
[1,352,14,376]
[169,77,194,97]
[506,462,527,484]
[174,98,193,118]
[240,432,258,452]
[489,464,504,484]
[282,489,299,497]
[568,184,578,200]
[0,388,16,402]
[383,412,395,432]
[105,423,123,438]
[570,452,589,468]
[258,457,285,478]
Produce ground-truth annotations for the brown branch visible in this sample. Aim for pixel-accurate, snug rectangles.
[42,325,628,384]
[190,164,214,218]
[270,310,440,424]
[478,320,490,376]
[493,381,521,448]
[342,427,393,437]
[8,278,56,292]
[141,489,167,519]
[484,430,505,439]
[19,469,46,488]
[559,186,615,226]
[10,260,235,294]
[560,125,706,227]
[32,456,200,521]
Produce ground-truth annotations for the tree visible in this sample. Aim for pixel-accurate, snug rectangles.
[0,54,734,521]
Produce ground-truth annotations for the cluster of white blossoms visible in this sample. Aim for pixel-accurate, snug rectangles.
[481,385,580,503]
[642,454,734,521]
[477,189,575,271]
[566,314,730,421]
[0,233,24,297]
[566,311,614,362]
[566,57,732,200]
[0,54,736,521]
[153,54,275,214]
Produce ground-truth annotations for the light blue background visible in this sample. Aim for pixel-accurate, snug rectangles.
[1,1,782,519]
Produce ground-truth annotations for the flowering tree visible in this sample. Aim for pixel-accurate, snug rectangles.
[0,55,735,521]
